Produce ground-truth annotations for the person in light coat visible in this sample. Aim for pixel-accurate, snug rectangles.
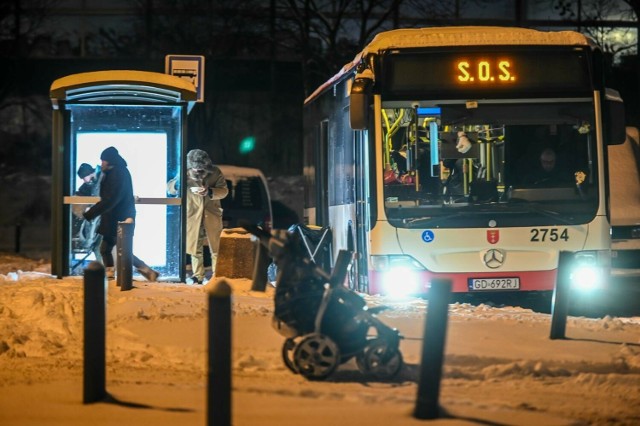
[168,149,228,284]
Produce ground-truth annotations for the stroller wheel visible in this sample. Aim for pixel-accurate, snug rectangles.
[281,338,298,374]
[356,339,403,380]
[293,333,340,381]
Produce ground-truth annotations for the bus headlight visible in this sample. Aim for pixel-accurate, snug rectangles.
[370,255,425,298]
[569,251,610,292]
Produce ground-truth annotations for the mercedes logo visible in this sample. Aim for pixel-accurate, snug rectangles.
[483,249,505,269]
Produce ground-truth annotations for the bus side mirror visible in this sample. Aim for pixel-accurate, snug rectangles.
[350,77,372,130]
[605,88,626,145]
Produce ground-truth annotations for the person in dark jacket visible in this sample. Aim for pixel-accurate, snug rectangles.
[83,146,159,281]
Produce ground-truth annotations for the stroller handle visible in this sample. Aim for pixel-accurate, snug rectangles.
[328,249,353,288]
[242,222,352,287]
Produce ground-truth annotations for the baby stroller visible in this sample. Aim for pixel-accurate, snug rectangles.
[71,217,102,274]
[245,224,404,381]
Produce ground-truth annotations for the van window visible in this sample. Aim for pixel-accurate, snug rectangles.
[217,165,272,230]
[228,177,267,211]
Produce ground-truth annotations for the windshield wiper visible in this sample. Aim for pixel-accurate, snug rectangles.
[402,210,474,227]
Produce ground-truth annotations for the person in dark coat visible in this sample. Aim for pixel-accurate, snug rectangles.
[83,146,159,281]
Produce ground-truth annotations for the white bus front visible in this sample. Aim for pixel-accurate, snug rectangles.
[350,39,626,297]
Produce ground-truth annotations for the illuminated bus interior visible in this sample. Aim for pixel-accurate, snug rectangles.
[381,101,598,228]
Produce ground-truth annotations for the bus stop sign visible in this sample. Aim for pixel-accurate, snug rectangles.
[165,55,205,102]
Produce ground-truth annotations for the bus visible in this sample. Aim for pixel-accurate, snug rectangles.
[302,26,627,298]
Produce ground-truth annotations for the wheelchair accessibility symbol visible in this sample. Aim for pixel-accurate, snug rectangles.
[421,230,435,243]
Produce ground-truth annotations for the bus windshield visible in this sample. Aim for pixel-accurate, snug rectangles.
[381,100,598,228]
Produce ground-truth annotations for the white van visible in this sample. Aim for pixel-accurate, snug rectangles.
[217,165,273,230]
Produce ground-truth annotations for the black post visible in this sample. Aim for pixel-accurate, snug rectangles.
[414,278,451,420]
[208,279,232,426]
[14,223,21,253]
[117,221,134,291]
[83,261,106,404]
[251,238,270,292]
[550,252,572,340]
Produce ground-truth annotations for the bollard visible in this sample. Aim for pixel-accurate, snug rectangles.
[83,261,107,404]
[414,278,452,420]
[208,279,232,426]
[116,220,134,291]
[550,252,572,340]
[250,238,270,292]
[14,223,21,253]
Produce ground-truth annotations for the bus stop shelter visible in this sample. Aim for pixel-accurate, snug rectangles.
[50,70,196,281]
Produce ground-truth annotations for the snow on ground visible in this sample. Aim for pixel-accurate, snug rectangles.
[1,252,640,425]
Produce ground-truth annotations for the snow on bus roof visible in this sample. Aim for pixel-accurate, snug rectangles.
[305,26,594,104]
[362,26,592,52]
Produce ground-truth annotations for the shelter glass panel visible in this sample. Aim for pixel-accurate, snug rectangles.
[67,104,183,279]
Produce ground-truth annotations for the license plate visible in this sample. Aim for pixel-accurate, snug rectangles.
[468,277,520,291]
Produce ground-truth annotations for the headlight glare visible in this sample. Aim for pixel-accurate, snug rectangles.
[569,251,609,292]
[371,255,425,298]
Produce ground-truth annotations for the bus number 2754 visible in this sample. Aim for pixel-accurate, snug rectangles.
[530,228,569,242]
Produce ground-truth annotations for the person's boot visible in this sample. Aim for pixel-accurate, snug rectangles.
[105,266,115,279]
[137,265,159,282]
[186,276,201,285]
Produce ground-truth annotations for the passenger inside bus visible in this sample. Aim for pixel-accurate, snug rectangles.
[387,131,440,196]
[523,147,575,187]
[442,131,480,198]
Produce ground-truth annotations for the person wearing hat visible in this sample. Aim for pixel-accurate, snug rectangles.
[83,146,159,282]
[76,163,100,197]
[167,149,228,284]
[73,163,100,220]
[72,163,102,260]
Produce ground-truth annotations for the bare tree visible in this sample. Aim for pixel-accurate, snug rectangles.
[583,0,637,61]
[130,0,271,59]
[0,0,61,56]
[277,0,405,95]
[553,0,638,62]
[0,0,59,175]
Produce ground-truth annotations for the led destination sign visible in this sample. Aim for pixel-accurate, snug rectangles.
[456,59,515,84]
[383,48,592,97]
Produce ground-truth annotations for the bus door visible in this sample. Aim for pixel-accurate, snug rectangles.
[353,129,370,293]
[316,120,330,226]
